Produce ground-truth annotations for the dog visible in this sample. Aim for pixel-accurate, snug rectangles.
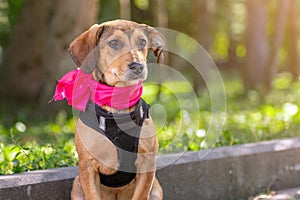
[61,20,165,200]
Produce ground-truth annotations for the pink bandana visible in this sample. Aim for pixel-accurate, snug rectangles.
[52,69,143,111]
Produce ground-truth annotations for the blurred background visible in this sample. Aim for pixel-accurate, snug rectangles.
[2,0,300,174]
[1,0,299,111]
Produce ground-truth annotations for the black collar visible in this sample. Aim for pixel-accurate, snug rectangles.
[79,99,150,135]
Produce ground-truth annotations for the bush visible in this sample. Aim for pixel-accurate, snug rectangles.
[0,110,77,175]
[0,140,77,175]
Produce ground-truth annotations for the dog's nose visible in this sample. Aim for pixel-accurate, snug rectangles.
[128,62,144,75]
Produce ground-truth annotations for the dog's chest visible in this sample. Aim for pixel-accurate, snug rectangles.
[79,99,150,187]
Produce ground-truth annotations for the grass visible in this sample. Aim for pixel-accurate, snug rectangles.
[2,72,300,174]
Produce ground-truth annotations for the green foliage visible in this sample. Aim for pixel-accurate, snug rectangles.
[0,0,23,47]
[98,0,120,23]
[0,140,77,175]
[0,110,77,175]
[7,0,23,26]
[134,0,149,10]
[2,73,300,174]
[144,72,300,153]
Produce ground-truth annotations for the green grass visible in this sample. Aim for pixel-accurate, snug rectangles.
[2,72,300,174]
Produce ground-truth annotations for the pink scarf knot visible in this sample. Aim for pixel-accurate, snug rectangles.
[52,69,143,111]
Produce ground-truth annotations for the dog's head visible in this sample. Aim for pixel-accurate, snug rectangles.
[68,20,165,86]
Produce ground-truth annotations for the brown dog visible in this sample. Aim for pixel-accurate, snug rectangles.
[68,20,165,200]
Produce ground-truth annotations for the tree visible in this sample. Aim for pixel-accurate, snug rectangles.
[286,0,299,78]
[243,0,269,90]
[153,0,168,28]
[194,0,214,51]
[192,0,215,92]
[119,0,131,20]
[264,0,292,89]
[0,0,99,114]
[1,0,46,102]
[243,0,296,90]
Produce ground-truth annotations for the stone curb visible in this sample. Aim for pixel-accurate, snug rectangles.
[1,138,300,199]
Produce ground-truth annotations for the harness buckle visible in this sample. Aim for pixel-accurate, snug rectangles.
[99,116,106,131]
[139,106,144,119]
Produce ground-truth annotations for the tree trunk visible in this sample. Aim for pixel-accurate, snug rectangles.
[40,0,99,109]
[286,0,299,78]
[191,0,214,93]
[243,0,269,90]
[264,0,291,89]
[1,0,99,114]
[194,0,214,51]
[151,0,168,101]
[153,0,168,28]
[119,0,131,20]
[1,0,46,101]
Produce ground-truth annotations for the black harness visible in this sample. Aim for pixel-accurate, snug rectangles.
[79,99,150,188]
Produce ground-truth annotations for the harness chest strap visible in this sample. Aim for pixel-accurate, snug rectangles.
[79,99,150,188]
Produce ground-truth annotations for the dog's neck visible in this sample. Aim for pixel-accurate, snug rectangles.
[52,69,143,112]
[93,69,140,88]
[92,73,142,114]
[99,83,141,114]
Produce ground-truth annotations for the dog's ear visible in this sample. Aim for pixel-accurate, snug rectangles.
[146,26,165,64]
[68,24,105,74]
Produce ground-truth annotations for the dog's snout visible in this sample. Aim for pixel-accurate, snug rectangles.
[128,62,144,75]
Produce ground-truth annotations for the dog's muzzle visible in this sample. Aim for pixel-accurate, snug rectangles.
[128,62,144,75]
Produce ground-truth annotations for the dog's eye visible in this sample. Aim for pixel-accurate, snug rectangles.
[138,39,147,49]
[108,39,121,49]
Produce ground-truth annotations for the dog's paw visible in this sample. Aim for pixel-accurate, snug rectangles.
[71,176,85,200]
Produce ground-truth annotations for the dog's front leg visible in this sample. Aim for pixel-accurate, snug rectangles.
[132,171,156,200]
[78,159,102,200]
[132,151,157,200]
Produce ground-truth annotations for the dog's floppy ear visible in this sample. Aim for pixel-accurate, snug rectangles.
[146,26,166,64]
[68,24,105,74]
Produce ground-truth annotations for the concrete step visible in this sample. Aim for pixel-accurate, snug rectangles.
[253,188,300,200]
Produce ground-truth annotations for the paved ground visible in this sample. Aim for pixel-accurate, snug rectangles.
[252,187,300,200]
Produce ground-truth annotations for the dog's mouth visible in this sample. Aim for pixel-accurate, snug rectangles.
[128,72,146,80]
[111,63,147,84]
[114,71,145,81]
[111,71,144,87]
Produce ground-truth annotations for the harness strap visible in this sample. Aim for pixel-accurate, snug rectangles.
[79,99,150,187]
